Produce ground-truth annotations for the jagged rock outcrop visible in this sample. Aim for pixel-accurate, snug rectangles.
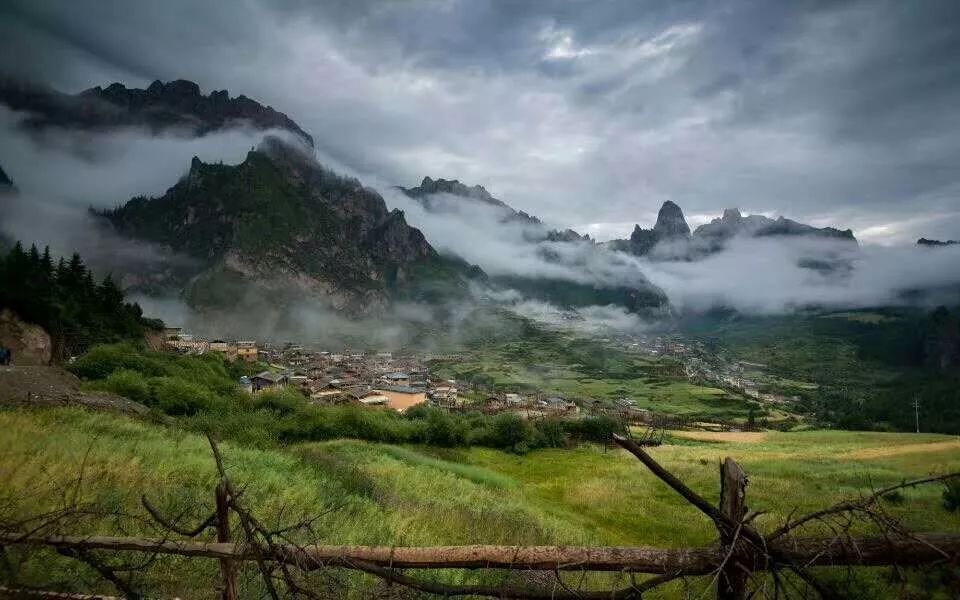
[917,238,959,247]
[0,77,313,147]
[544,228,592,243]
[653,200,692,238]
[0,164,12,189]
[694,208,856,251]
[97,138,480,315]
[609,201,692,256]
[400,177,541,226]
[0,309,52,366]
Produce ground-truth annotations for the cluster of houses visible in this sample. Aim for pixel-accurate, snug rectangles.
[163,329,594,417]
[164,329,260,362]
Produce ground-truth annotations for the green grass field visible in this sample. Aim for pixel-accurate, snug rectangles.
[431,332,758,421]
[2,407,958,598]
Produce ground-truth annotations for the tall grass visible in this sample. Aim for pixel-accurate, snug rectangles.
[1,408,958,598]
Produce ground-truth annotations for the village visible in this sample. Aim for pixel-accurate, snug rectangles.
[162,325,794,430]
[162,328,581,418]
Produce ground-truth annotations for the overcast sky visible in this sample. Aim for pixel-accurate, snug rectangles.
[2,0,959,245]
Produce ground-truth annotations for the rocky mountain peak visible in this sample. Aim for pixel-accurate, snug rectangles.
[0,77,314,148]
[413,177,493,201]
[721,208,742,221]
[401,176,541,226]
[0,164,12,188]
[96,139,480,314]
[917,238,959,247]
[653,200,691,238]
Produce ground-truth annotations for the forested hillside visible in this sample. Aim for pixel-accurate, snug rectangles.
[0,242,161,357]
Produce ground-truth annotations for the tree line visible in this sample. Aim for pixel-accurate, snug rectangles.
[0,241,161,359]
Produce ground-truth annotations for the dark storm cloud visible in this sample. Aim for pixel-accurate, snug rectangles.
[1,0,959,244]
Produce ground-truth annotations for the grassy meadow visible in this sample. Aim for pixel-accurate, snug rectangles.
[2,407,958,598]
[431,335,757,421]
[680,307,960,433]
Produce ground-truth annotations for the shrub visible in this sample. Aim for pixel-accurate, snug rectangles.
[97,369,151,405]
[151,378,215,416]
[564,416,623,444]
[70,343,161,380]
[419,409,467,446]
[944,477,960,512]
[478,413,536,453]
[253,388,306,416]
[533,418,566,448]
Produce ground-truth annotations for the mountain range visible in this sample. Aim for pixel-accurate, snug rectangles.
[3,76,944,323]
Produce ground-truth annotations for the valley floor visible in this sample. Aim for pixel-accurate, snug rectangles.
[1,406,958,597]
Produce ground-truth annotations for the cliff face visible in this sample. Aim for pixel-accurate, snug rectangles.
[0,78,313,147]
[0,309,52,366]
[98,139,479,315]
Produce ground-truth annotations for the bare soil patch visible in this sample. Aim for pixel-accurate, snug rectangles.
[0,365,149,417]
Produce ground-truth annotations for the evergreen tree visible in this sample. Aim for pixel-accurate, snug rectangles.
[0,241,161,358]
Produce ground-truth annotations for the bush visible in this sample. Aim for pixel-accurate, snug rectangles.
[70,343,161,380]
[97,369,151,405]
[417,409,467,446]
[534,418,567,448]
[564,416,623,444]
[477,413,536,453]
[944,477,960,512]
[151,378,215,416]
[253,388,306,416]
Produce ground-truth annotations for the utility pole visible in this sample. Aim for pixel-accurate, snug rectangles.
[912,396,920,434]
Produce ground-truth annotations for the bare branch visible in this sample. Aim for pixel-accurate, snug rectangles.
[139,496,216,538]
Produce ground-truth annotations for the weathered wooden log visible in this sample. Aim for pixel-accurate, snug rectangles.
[214,482,237,600]
[2,532,958,574]
[718,457,748,600]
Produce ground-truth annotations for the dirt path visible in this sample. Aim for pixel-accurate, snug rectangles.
[843,439,960,459]
[0,365,149,416]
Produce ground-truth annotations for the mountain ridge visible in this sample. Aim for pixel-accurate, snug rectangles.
[0,77,313,147]
[97,138,480,315]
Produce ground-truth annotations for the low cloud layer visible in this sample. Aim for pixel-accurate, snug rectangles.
[0,106,300,271]
[639,236,960,314]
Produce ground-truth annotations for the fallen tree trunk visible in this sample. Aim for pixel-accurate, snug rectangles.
[2,532,958,574]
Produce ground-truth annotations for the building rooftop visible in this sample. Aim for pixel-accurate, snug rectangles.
[376,385,423,394]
